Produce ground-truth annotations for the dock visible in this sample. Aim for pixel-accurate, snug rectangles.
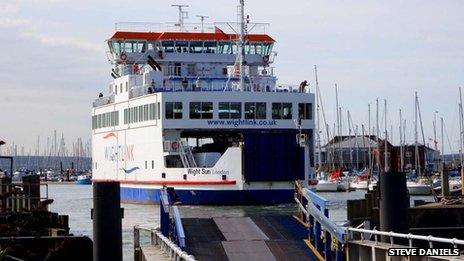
[134,184,464,261]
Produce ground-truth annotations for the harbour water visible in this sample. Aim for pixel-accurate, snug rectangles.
[45,184,434,260]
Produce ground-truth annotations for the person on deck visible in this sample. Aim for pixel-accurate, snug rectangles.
[299,80,308,93]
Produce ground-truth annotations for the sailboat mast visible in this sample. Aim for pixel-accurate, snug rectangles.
[460,87,464,195]
[414,92,420,176]
[335,84,340,168]
[384,99,389,172]
[399,109,403,172]
[367,104,372,176]
[376,98,380,173]
[314,65,322,170]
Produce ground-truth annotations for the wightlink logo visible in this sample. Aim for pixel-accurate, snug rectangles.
[207,119,277,127]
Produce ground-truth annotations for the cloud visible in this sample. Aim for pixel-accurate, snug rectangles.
[0,18,28,28]
[19,31,104,53]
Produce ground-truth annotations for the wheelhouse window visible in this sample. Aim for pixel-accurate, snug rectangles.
[219,102,241,119]
[189,102,213,119]
[162,41,174,53]
[165,102,183,119]
[298,103,312,120]
[218,42,232,54]
[272,102,292,119]
[175,41,188,53]
[189,41,203,53]
[204,41,217,53]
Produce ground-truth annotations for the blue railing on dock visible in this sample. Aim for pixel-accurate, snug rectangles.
[159,188,186,249]
[295,183,346,261]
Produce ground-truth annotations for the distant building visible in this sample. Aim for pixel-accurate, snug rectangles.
[318,135,389,170]
[396,144,440,172]
[317,136,439,172]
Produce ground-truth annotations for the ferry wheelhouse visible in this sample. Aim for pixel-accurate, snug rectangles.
[92,5,315,204]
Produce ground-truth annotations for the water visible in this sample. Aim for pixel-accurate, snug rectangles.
[45,184,434,260]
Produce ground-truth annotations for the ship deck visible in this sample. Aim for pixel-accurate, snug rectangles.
[182,215,317,260]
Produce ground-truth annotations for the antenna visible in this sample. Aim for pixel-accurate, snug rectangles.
[196,15,209,33]
[171,4,189,31]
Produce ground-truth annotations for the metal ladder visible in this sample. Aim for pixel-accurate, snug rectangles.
[179,140,197,168]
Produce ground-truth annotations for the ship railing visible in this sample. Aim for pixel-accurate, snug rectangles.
[128,80,310,97]
[347,227,464,249]
[134,225,195,261]
[115,22,268,34]
[294,182,346,261]
[93,95,114,107]
[159,188,189,250]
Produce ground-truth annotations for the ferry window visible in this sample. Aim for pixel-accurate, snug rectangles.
[125,82,128,92]
[162,41,174,53]
[272,103,282,119]
[202,102,213,119]
[245,103,255,119]
[264,43,274,55]
[298,103,312,120]
[245,43,251,54]
[124,41,134,53]
[144,104,149,121]
[120,84,123,94]
[204,41,217,53]
[149,103,156,120]
[190,102,201,119]
[256,102,266,119]
[189,41,203,53]
[190,102,213,119]
[151,160,154,169]
[157,103,160,119]
[175,41,188,53]
[165,102,183,119]
[282,103,292,119]
[145,161,147,169]
[219,102,241,119]
[218,42,231,54]
[136,42,146,53]
[115,85,118,94]
[174,63,181,76]
[124,109,128,124]
[230,102,241,119]
[255,44,263,55]
[272,103,292,119]
[112,41,121,54]
[139,106,142,121]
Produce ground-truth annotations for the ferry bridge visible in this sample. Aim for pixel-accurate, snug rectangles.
[133,185,464,261]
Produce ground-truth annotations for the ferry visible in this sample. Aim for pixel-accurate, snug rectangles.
[91,1,315,204]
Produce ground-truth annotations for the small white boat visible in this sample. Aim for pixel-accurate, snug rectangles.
[337,177,350,191]
[407,181,432,195]
[315,179,339,192]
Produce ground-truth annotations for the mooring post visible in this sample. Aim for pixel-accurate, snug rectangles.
[379,171,409,241]
[441,163,449,197]
[92,181,123,261]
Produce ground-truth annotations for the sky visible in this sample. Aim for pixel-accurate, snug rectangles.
[0,0,463,154]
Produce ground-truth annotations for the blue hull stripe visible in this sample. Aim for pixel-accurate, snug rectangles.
[121,187,294,205]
